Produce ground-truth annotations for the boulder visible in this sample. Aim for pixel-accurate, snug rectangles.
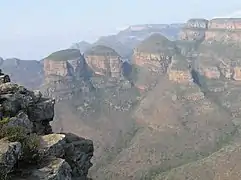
[39,134,66,158]
[0,75,11,84]
[7,111,33,133]
[12,158,72,180]
[27,99,55,122]
[0,140,22,176]
[62,133,94,178]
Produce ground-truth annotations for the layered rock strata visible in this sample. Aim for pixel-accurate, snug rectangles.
[132,34,176,90]
[44,49,86,82]
[84,45,123,78]
[180,18,241,46]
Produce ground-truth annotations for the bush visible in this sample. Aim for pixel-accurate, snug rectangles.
[0,117,40,164]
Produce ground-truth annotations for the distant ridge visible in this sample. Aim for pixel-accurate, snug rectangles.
[213,10,241,18]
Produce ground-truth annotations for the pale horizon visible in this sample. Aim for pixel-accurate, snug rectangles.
[1,0,241,60]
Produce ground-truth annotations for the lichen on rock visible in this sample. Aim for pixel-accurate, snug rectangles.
[0,70,94,180]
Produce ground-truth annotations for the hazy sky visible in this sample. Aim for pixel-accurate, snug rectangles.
[0,0,241,60]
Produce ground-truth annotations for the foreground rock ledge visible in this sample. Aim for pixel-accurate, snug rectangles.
[0,70,94,180]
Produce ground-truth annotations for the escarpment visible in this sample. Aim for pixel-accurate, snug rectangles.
[0,70,94,180]
[180,18,241,46]
[44,49,87,82]
[179,19,208,41]
[84,45,123,78]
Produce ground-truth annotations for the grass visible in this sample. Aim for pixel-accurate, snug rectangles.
[84,45,119,56]
[45,49,81,61]
[137,33,177,55]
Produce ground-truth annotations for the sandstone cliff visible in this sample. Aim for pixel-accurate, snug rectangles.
[206,18,241,45]
[180,18,241,46]
[179,19,208,41]
[0,70,94,180]
[44,49,86,82]
[132,34,176,90]
[84,45,123,78]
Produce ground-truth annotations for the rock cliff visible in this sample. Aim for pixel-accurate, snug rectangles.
[84,45,123,78]
[132,34,176,90]
[0,70,94,180]
[180,18,241,46]
[179,19,208,41]
[205,18,241,45]
[44,49,87,82]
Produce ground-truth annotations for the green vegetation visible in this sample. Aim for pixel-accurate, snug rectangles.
[84,45,120,56]
[137,33,177,55]
[0,117,40,164]
[45,49,81,61]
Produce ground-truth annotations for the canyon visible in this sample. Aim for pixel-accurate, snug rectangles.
[2,17,241,180]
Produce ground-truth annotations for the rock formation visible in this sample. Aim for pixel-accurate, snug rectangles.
[205,18,241,44]
[0,70,94,179]
[180,18,241,46]
[167,55,193,84]
[44,49,86,82]
[179,19,208,41]
[84,45,123,78]
[132,34,175,90]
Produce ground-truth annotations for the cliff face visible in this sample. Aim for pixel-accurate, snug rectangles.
[0,70,94,179]
[167,55,193,84]
[84,45,122,78]
[132,34,176,90]
[44,49,86,82]
[179,19,208,41]
[180,18,241,46]
[205,18,241,44]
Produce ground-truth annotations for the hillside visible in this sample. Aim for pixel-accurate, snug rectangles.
[155,135,241,180]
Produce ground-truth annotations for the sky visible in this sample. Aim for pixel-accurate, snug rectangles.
[0,0,241,60]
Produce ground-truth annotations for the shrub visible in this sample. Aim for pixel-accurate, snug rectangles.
[0,117,40,164]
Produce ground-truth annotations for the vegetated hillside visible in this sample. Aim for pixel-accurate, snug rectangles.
[156,134,241,180]
[45,49,82,61]
[93,35,133,58]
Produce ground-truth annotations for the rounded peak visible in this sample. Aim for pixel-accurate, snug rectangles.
[45,49,81,61]
[84,45,119,56]
[136,33,176,54]
[187,18,209,22]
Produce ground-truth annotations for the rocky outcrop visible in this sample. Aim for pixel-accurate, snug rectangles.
[84,45,122,78]
[179,19,208,41]
[0,70,94,179]
[44,49,86,82]
[205,18,241,44]
[132,34,176,90]
[180,18,241,46]
[167,55,193,84]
